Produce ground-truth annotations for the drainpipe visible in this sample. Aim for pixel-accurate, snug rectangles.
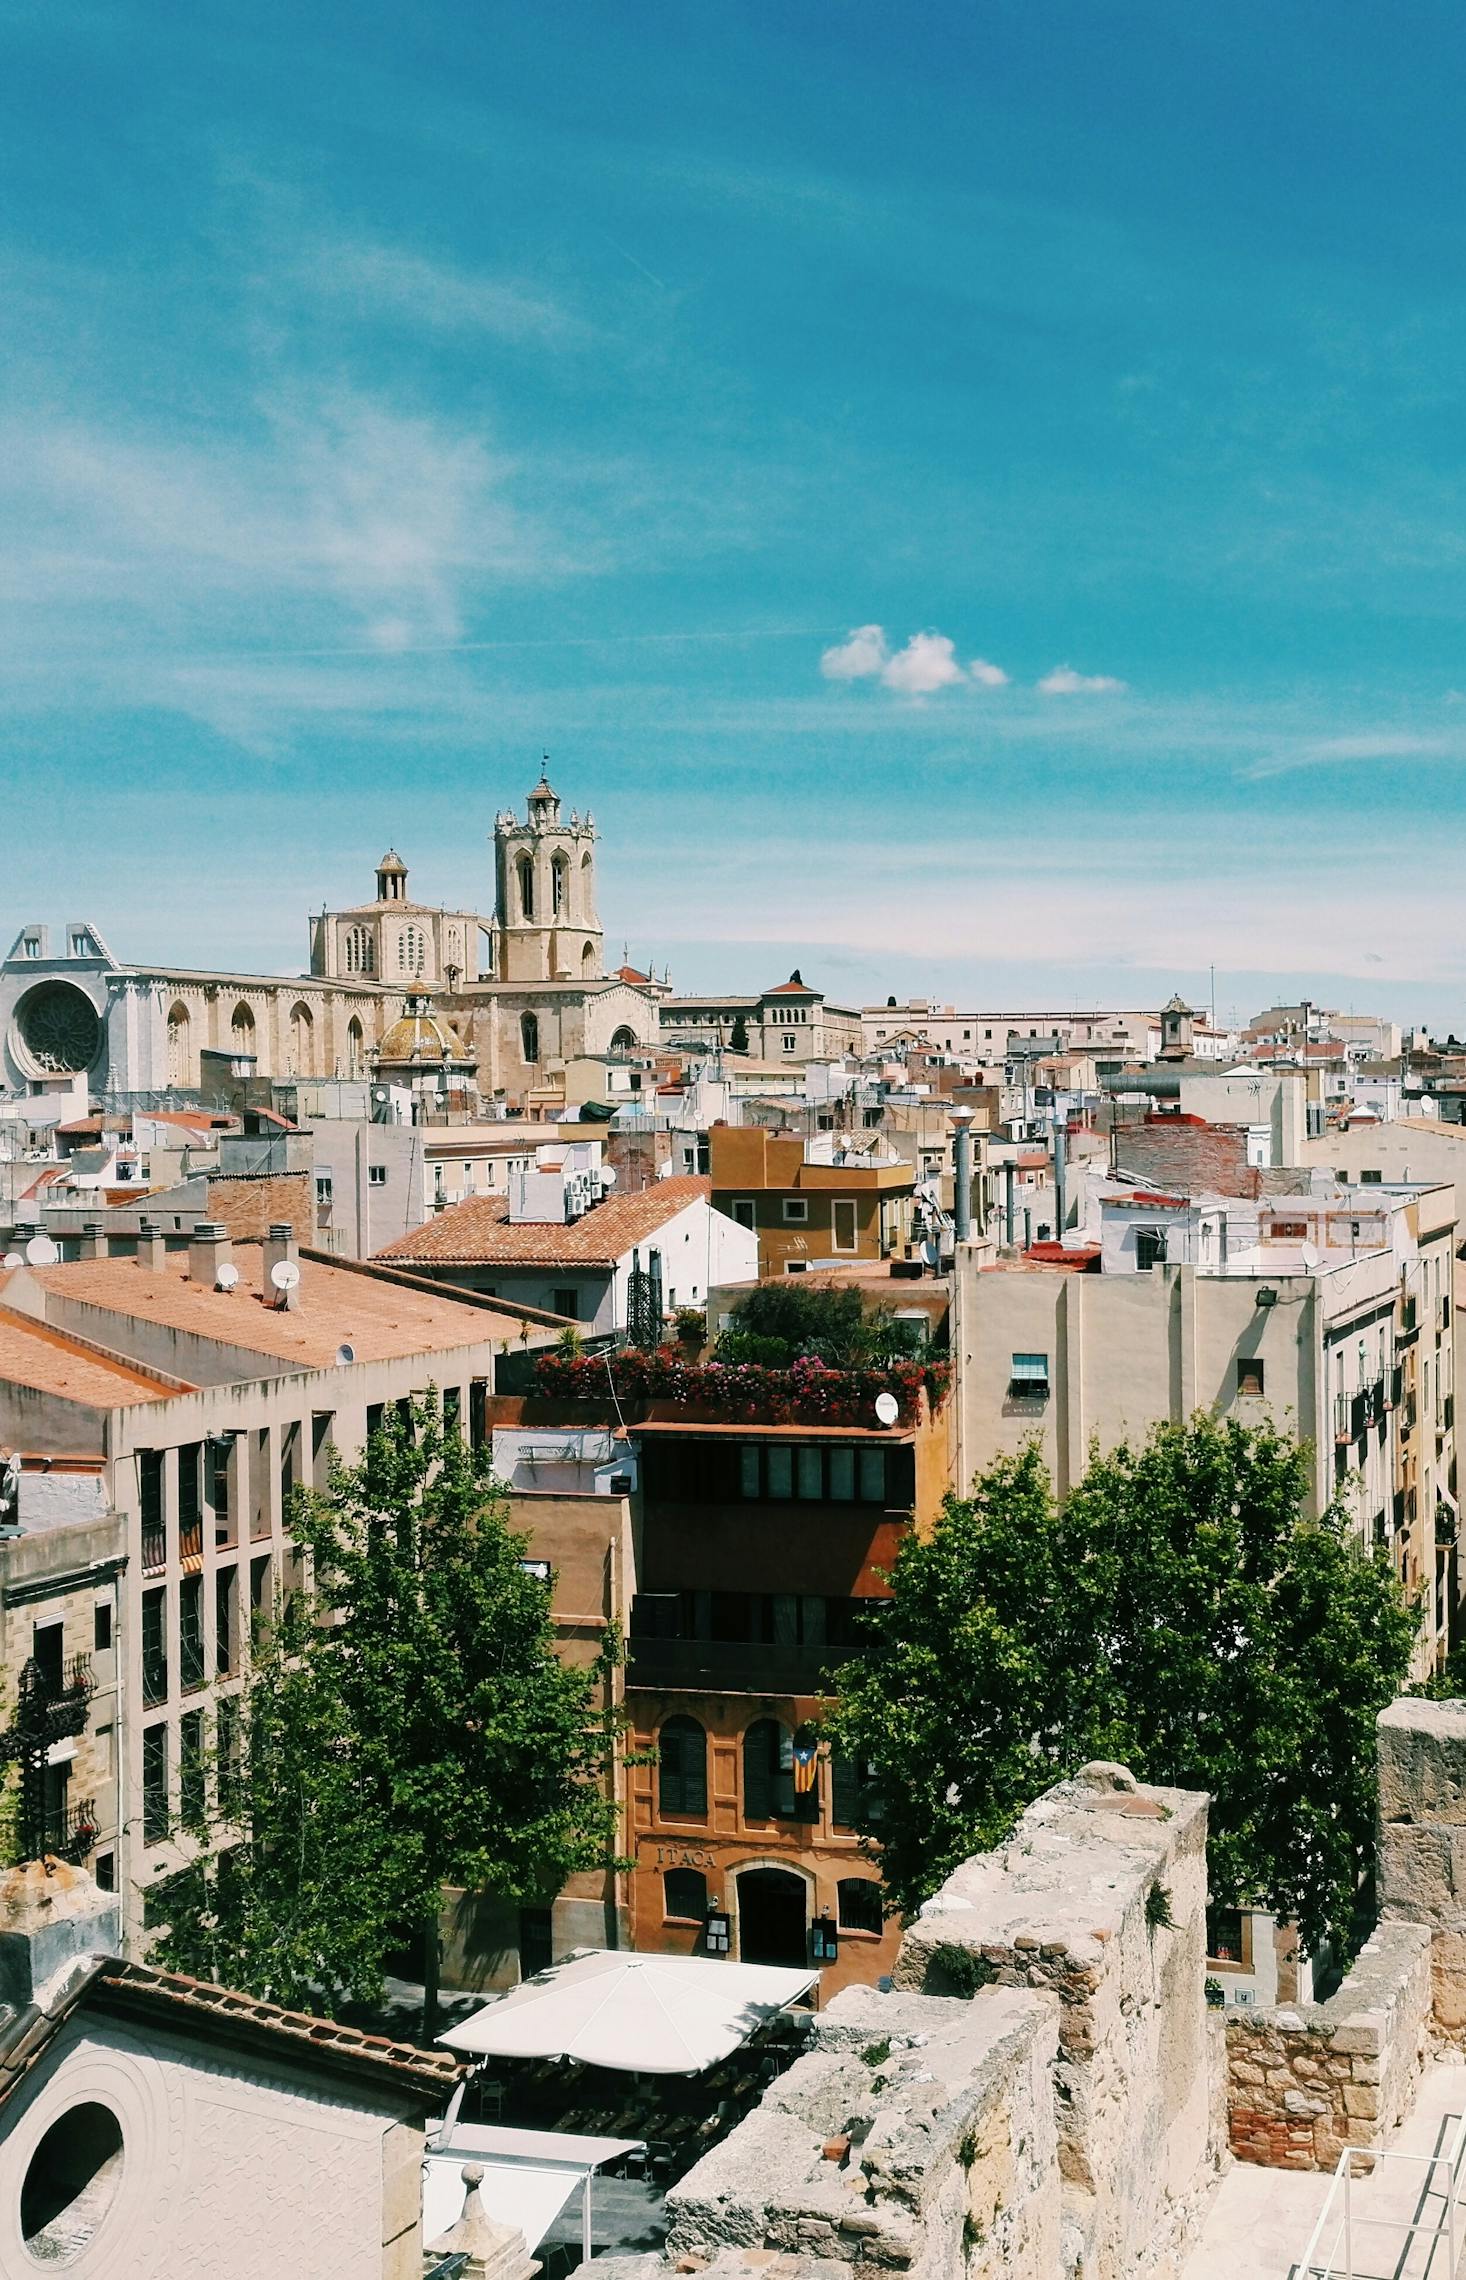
[1053,1120,1068,1237]
[950,1109,974,1243]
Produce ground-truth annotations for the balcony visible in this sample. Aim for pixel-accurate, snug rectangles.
[627,1635,839,1695]
[51,1795,99,1865]
[15,1654,94,1744]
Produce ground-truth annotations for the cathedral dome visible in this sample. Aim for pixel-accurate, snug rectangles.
[375,1001,472,1065]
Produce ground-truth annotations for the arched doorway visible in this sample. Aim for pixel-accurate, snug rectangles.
[736,1866,808,1968]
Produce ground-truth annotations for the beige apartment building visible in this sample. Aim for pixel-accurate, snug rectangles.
[709,1124,916,1278]
[0,1225,556,1943]
[954,1177,1459,1661]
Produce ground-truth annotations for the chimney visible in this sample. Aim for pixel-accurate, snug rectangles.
[0,1860,121,2008]
[188,1222,233,1286]
[77,1221,106,1261]
[136,1217,167,1273]
[262,1222,300,1311]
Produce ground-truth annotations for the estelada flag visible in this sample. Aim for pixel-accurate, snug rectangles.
[792,1730,819,1794]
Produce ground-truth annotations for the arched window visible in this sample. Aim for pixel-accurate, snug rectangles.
[658,1715,707,1818]
[517,852,535,921]
[664,1867,707,1923]
[343,925,374,975]
[231,1003,255,1055]
[346,1016,364,1078]
[520,1011,540,1065]
[166,1001,190,1086]
[837,1878,883,1936]
[582,940,597,974]
[551,852,568,916]
[743,1718,794,1820]
[610,1025,637,1053]
[289,1001,313,1075]
[397,925,425,976]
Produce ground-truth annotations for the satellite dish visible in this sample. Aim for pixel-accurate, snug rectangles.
[372,1088,390,1101]
[873,1391,900,1428]
[24,1236,59,1267]
[1300,1242,1321,1270]
[270,1259,302,1292]
[599,1164,617,1188]
[215,1263,240,1291]
[2,1253,21,1270]
[336,1342,356,1366]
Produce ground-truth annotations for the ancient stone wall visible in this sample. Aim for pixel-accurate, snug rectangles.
[1224,1919,1431,2170]
[893,1762,1217,2280]
[1377,1695,1466,2035]
[664,1986,1060,2280]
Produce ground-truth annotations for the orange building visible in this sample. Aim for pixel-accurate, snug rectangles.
[709,1124,916,1279]
[622,1366,952,2001]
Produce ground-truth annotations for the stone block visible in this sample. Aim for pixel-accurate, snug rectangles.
[1329,2020,1385,2056]
[1343,2084,1381,2120]
[1378,1697,1466,1825]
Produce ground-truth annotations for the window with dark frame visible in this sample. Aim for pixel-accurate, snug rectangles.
[658,1715,708,1818]
[142,1724,168,1844]
[663,1867,708,1923]
[836,1878,883,1935]
[1236,1358,1266,1399]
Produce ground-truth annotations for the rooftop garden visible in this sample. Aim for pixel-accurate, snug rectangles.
[532,1281,950,1425]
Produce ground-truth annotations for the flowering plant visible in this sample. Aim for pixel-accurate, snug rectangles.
[531,1343,949,1425]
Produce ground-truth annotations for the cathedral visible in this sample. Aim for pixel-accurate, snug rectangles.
[0,771,662,1107]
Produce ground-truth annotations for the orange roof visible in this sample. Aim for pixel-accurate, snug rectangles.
[376,1176,716,1268]
[764,977,819,996]
[17,1247,533,1371]
[0,1312,178,1409]
[616,963,651,985]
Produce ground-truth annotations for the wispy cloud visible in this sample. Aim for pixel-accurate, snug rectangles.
[295,237,584,345]
[1237,733,1448,782]
[969,657,1009,688]
[1037,664,1128,695]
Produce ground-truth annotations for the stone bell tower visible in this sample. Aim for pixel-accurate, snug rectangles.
[491,763,603,982]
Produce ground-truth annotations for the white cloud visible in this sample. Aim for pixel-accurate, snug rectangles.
[1037,664,1128,695]
[300,238,582,345]
[820,623,889,680]
[969,656,1009,688]
[880,630,966,696]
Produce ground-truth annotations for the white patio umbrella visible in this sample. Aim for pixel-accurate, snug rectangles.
[438,1950,816,2075]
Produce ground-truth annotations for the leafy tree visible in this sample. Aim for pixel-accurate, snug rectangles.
[156,1400,626,2027]
[729,1013,750,1054]
[824,1416,1416,1959]
[719,1281,928,1369]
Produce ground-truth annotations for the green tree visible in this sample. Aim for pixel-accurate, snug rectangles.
[718,1280,925,1368]
[824,1416,1416,1959]
[729,1013,750,1054]
[156,1400,626,2025]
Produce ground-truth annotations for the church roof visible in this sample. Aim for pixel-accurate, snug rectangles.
[375,1005,473,1065]
[376,848,408,874]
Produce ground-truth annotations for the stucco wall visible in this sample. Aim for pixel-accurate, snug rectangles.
[0,2011,425,2280]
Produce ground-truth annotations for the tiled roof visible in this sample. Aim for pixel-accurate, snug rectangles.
[0,1949,464,2116]
[616,963,651,984]
[0,1312,178,1408]
[377,1176,715,1267]
[17,1245,535,1369]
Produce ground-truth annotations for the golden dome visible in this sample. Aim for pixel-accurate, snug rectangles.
[375,1003,472,1065]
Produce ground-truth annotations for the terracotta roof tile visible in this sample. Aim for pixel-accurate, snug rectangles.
[377,1176,716,1267]
[18,1245,533,1368]
[0,1312,178,1408]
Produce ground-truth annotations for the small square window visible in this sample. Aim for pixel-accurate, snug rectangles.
[1010,1352,1050,1399]
[782,1198,809,1224]
[1237,1359,1265,1399]
[367,1165,387,1187]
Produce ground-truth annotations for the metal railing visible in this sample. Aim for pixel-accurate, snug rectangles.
[1295,2107,1466,2277]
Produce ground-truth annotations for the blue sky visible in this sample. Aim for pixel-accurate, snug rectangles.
[7,1,1466,1025]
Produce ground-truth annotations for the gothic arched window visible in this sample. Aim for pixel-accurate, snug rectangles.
[344,925,374,976]
[517,853,535,922]
[520,1011,540,1065]
[551,852,568,916]
[610,1026,637,1053]
[289,1001,313,1075]
[346,1016,364,1078]
[167,1002,190,1087]
[231,1002,255,1052]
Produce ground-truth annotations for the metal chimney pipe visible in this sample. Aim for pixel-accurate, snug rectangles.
[950,1110,974,1243]
[1004,1159,1017,1246]
[1053,1121,1068,1237]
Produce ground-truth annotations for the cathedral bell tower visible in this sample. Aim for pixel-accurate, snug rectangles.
[490,763,603,982]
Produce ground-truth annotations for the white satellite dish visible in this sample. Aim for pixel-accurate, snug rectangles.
[2,1253,21,1271]
[336,1342,355,1366]
[270,1259,302,1292]
[24,1236,59,1267]
[873,1391,901,1428]
[599,1164,617,1188]
[215,1263,240,1291]
[1299,1241,1321,1270]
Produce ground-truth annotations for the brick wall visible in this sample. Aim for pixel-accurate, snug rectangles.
[205,1172,315,1241]
[1111,1121,1259,1198]
[1224,1920,1431,2170]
